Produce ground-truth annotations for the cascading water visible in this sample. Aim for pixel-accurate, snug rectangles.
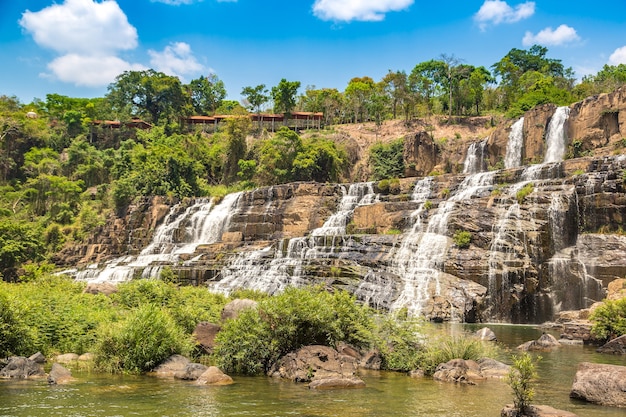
[74,192,242,283]
[544,106,570,163]
[463,139,488,174]
[504,117,524,169]
[212,182,379,295]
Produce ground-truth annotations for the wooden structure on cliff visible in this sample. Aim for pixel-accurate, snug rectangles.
[182,111,323,132]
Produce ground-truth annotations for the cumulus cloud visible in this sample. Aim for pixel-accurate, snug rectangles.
[474,0,535,30]
[47,54,146,87]
[312,0,413,22]
[148,42,205,79]
[522,24,580,46]
[609,46,626,65]
[150,0,236,4]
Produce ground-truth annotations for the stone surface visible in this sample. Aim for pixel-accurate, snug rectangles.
[308,377,366,390]
[78,353,95,362]
[83,282,118,295]
[152,355,191,377]
[433,359,483,385]
[0,357,45,379]
[55,353,79,364]
[570,362,626,407]
[174,363,208,381]
[48,363,74,385]
[221,299,258,322]
[518,334,561,351]
[501,404,579,417]
[195,366,234,385]
[475,327,497,341]
[477,358,511,379]
[28,352,46,364]
[596,334,626,354]
[193,322,221,354]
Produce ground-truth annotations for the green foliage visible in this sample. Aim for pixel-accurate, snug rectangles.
[95,304,193,373]
[516,183,534,204]
[189,74,226,115]
[0,291,30,357]
[271,79,301,116]
[507,353,540,414]
[589,298,626,341]
[369,139,405,180]
[374,313,423,371]
[419,336,493,375]
[453,230,472,249]
[256,127,303,185]
[0,220,46,281]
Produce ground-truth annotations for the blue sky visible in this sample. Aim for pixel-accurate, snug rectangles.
[1,0,625,104]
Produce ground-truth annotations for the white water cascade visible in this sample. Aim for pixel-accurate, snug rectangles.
[463,139,488,174]
[74,192,242,283]
[212,183,379,294]
[544,106,570,163]
[504,117,524,169]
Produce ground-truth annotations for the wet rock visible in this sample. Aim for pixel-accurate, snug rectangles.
[48,363,74,385]
[432,359,483,385]
[309,377,366,390]
[221,299,258,322]
[174,363,208,381]
[269,345,362,387]
[359,350,382,370]
[596,334,626,354]
[408,369,425,378]
[195,366,234,385]
[0,357,45,379]
[477,358,510,379]
[152,354,190,377]
[501,404,579,416]
[28,352,46,364]
[570,362,626,407]
[518,333,561,351]
[475,327,497,341]
[55,353,79,364]
[193,322,221,354]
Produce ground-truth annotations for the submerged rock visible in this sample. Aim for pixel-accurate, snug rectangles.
[501,404,579,416]
[174,363,208,381]
[152,354,190,377]
[596,334,626,355]
[195,366,234,386]
[518,333,561,351]
[0,357,45,379]
[570,362,626,407]
[48,363,74,385]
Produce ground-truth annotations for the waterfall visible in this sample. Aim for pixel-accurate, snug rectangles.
[548,248,603,313]
[463,139,488,174]
[544,106,570,163]
[212,182,379,295]
[74,192,242,283]
[504,117,524,169]
[390,172,495,316]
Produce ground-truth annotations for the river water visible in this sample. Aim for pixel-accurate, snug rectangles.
[1,325,624,416]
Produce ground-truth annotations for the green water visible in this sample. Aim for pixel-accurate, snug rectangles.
[1,325,625,416]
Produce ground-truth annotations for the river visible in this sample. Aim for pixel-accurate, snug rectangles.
[1,324,624,416]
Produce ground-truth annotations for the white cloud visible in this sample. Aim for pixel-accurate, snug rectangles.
[47,54,146,87]
[608,46,626,65]
[148,42,205,80]
[150,0,236,4]
[312,0,413,22]
[19,0,137,54]
[522,24,580,46]
[474,0,535,30]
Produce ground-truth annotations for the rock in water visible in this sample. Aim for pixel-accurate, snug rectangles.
[48,363,74,385]
[596,334,626,355]
[195,366,234,385]
[0,357,45,379]
[570,362,626,407]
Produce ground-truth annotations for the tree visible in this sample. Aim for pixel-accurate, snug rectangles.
[241,84,270,130]
[507,353,540,415]
[222,116,251,184]
[381,70,409,119]
[0,220,45,282]
[271,79,301,119]
[188,74,226,115]
[107,70,188,124]
[256,127,303,185]
[299,87,344,125]
[345,76,375,123]
[462,66,494,115]
[409,60,447,116]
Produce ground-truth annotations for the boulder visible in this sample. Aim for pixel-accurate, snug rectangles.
[269,345,363,388]
[152,354,191,377]
[607,278,626,300]
[570,362,626,407]
[47,363,74,385]
[475,327,497,341]
[518,333,561,351]
[308,377,366,390]
[501,404,579,416]
[477,357,510,379]
[359,350,382,370]
[55,353,79,364]
[83,282,118,296]
[432,359,483,385]
[78,352,95,362]
[596,334,626,354]
[28,352,46,364]
[221,299,258,322]
[174,363,208,381]
[0,356,45,379]
[193,322,221,354]
[195,366,234,386]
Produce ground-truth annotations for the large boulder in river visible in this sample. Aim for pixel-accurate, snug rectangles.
[475,327,497,341]
[269,345,365,389]
[518,333,561,351]
[501,404,579,416]
[195,366,234,386]
[570,362,626,407]
[0,356,45,379]
[596,334,626,354]
[152,354,190,377]
[220,299,258,322]
[433,358,510,384]
[47,363,74,385]
[174,363,208,381]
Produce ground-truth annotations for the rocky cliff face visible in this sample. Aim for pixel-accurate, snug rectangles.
[59,88,626,324]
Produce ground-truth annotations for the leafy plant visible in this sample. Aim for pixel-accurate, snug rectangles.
[369,139,405,180]
[516,183,534,204]
[419,336,494,375]
[507,353,540,415]
[453,230,472,249]
[589,298,626,341]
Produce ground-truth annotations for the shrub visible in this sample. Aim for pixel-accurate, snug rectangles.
[453,230,472,249]
[0,291,31,357]
[389,178,401,194]
[516,183,534,204]
[418,335,496,375]
[95,304,193,373]
[589,298,626,341]
[369,139,405,180]
[423,200,433,210]
[507,353,540,415]
[374,313,423,372]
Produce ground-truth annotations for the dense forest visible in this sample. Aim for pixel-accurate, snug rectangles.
[1,45,626,283]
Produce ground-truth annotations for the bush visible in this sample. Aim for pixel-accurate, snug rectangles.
[95,304,193,373]
[0,291,31,357]
[374,313,424,372]
[418,335,496,375]
[369,139,405,180]
[507,353,540,414]
[589,298,626,341]
[516,183,534,204]
[453,230,472,249]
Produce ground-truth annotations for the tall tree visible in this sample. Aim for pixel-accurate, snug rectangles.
[344,77,375,123]
[271,79,301,119]
[188,74,226,115]
[409,60,447,116]
[381,70,409,119]
[241,84,270,114]
[107,70,188,125]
